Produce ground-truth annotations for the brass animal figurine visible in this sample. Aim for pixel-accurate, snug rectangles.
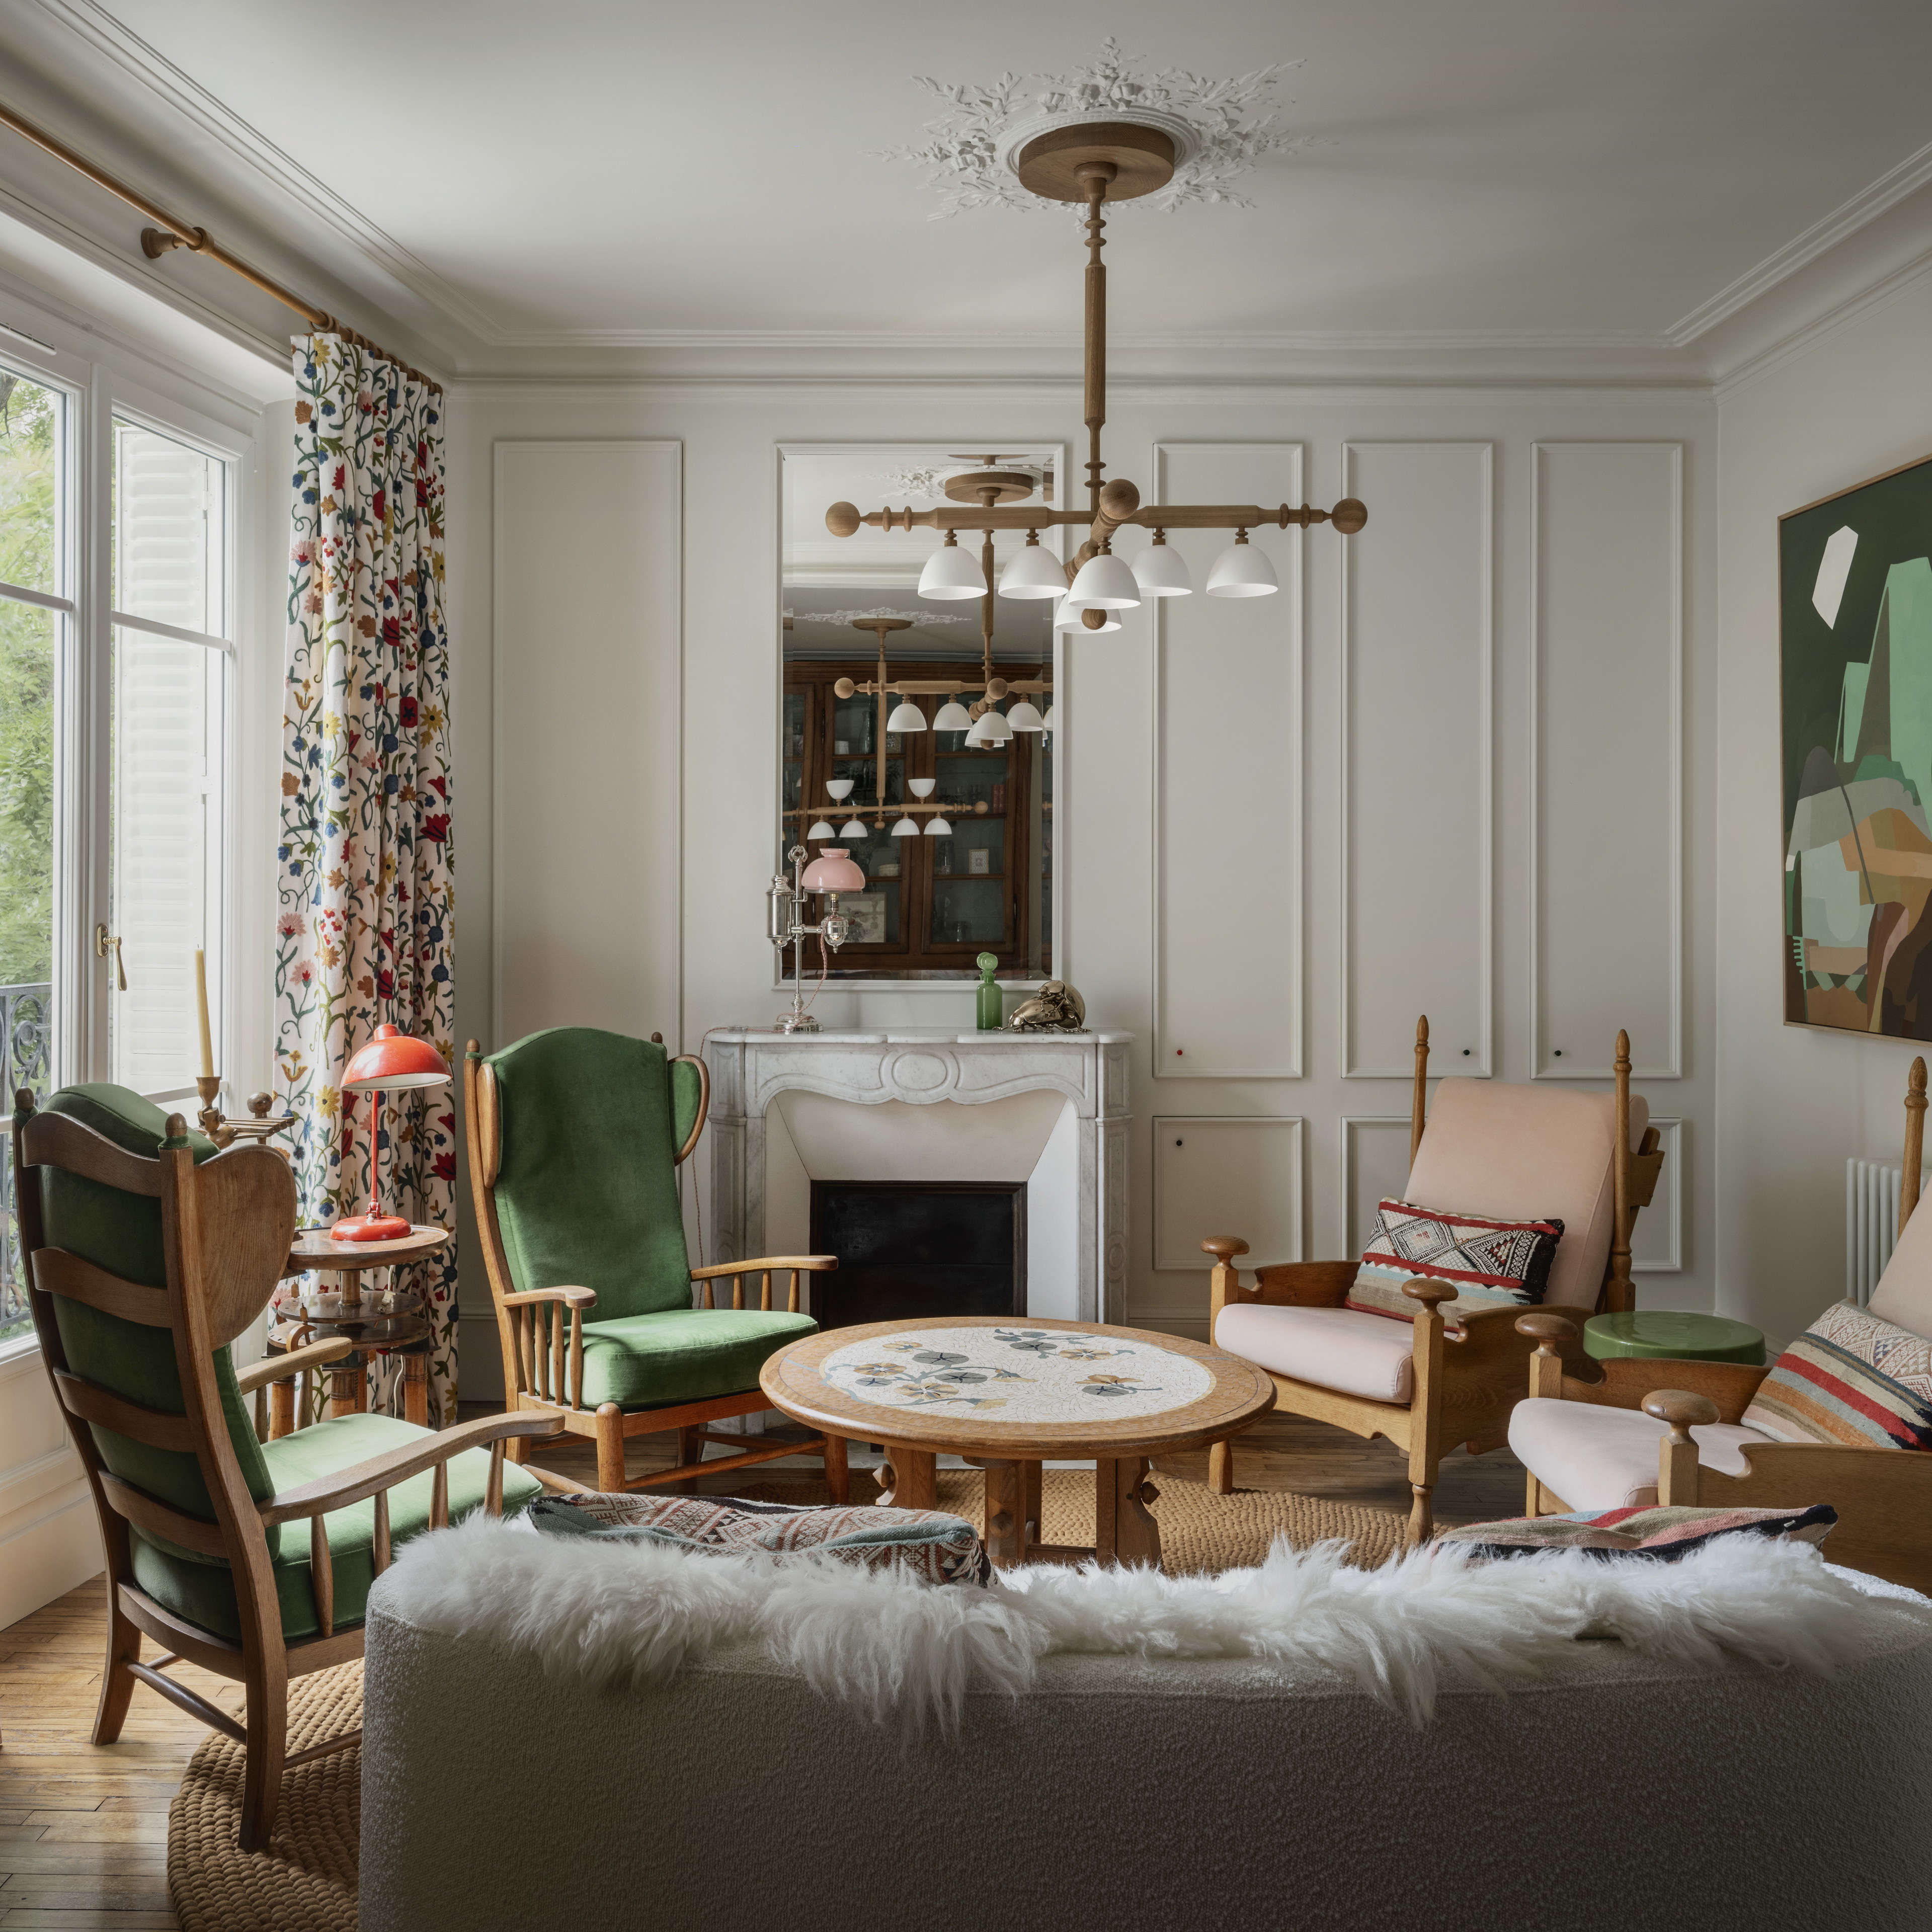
[1007,980,1087,1032]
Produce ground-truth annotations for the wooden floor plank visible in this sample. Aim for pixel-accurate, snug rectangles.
[0,1913,182,1929]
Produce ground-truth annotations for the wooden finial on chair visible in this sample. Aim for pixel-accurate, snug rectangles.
[1903,1059,1929,1231]
[1644,1389,1718,1506]
[1411,1015,1430,1166]
[1607,1028,1635,1315]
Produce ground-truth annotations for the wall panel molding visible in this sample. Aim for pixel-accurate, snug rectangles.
[1530,441,1683,1080]
[1152,442,1304,1078]
[1340,1115,1416,1259]
[1339,441,1492,1078]
[1152,1115,1304,1272]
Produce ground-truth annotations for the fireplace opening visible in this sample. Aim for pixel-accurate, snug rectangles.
[809,1181,1026,1331]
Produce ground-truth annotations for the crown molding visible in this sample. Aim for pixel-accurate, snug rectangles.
[1666,136,1932,345]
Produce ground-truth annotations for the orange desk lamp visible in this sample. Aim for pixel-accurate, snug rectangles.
[334,1022,451,1242]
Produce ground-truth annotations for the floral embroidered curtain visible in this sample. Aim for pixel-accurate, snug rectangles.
[276,336,456,1422]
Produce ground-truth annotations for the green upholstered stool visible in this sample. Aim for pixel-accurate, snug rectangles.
[1582,1310,1765,1366]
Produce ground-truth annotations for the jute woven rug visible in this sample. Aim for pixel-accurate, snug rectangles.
[167,1474,1405,1930]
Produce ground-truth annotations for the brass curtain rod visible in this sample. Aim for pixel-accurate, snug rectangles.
[0,99,444,396]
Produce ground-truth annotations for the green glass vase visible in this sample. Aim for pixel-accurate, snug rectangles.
[976,952,1003,1030]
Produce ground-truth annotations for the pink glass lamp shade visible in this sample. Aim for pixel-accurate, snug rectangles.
[799,847,865,894]
[334,1023,452,1243]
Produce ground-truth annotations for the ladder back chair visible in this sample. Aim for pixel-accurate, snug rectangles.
[11,1082,562,1850]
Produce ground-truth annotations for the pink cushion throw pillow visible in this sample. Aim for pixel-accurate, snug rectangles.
[1347,1198,1564,1325]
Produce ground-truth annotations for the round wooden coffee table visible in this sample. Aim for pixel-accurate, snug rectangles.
[760,1316,1276,1569]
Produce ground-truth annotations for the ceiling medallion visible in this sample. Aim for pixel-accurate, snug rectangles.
[826,121,1366,643]
[880,38,1318,220]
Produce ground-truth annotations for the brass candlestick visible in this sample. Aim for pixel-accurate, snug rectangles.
[195,1075,293,1150]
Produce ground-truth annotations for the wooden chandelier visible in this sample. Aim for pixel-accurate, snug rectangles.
[824,120,1367,625]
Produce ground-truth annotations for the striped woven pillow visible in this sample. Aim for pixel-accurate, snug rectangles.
[1741,1300,1932,1451]
[1347,1198,1564,1324]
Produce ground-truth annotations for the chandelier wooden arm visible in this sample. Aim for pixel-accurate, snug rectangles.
[826,499,1367,540]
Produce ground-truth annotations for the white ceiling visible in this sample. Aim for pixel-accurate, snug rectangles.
[2,0,1930,380]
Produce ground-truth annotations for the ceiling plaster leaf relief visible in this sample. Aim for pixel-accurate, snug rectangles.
[882,37,1323,219]
[878,463,1051,500]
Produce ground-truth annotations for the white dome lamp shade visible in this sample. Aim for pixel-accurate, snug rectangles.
[932,693,974,732]
[1004,697,1045,732]
[839,818,868,840]
[908,778,936,800]
[1132,533,1193,597]
[999,533,1069,600]
[1040,700,1058,732]
[890,814,921,837]
[966,705,1014,747]
[1205,530,1279,599]
[886,695,926,733]
[917,530,989,601]
[924,815,953,836]
[1067,547,1141,609]
[804,819,836,840]
[825,778,854,801]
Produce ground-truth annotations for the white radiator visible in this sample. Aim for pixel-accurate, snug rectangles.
[1846,1158,1932,1306]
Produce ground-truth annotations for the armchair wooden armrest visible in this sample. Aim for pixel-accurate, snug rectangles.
[255,1409,564,1641]
[501,1288,598,1412]
[235,1335,355,1396]
[1644,1390,1721,1502]
[1513,1312,1772,1424]
[689,1253,836,1313]
[1203,1238,1357,1324]
[501,1286,598,1309]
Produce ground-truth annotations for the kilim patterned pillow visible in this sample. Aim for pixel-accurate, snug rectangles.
[1741,1299,1932,1451]
[526,1491,993,1587]
[1436,1503,1838,1562]
[1346,1198,1564,1325]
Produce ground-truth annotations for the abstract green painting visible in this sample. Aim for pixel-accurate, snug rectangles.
[1783,452,1932,1036]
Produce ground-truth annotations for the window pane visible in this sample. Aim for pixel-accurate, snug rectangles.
[1,367,60,1342]
[111,628,224,1096]
[113,420,223,636]
[0,369,60,596]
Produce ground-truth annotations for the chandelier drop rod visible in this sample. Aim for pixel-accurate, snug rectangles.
[1083,163,1110,516]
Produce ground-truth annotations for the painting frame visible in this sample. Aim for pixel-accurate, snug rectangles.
[1780,449,1932,1039]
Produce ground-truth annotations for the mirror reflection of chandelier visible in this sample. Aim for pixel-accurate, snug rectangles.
[826,118,1368,648]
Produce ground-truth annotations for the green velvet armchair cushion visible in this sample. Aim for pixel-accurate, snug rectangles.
[577,1308,817,1409]
[30,1085,276,1533]
[486,1027,703,1324]
[128,1413,542,1643]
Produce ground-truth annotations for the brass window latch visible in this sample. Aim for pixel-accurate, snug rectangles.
[94,924,127,991]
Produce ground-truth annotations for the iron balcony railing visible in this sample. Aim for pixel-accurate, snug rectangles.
[1,982,52,1340]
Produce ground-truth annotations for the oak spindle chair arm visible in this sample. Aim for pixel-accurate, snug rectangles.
[689,1254,838,1312]
[501,1287,599,1413]
[235,1336,356,1397]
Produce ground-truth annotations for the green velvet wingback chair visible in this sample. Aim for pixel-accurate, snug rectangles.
[11,1083,561,1851]
[465,1027,848,1498]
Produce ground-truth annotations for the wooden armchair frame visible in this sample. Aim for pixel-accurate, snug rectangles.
[465,1039,850,1499]
[1513,1056,1932,1596]
[1204,1019,1664,1542]
[12,1091,564,1852]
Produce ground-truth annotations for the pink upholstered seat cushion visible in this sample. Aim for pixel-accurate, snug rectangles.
[1406,1080,1650,1313]
[1214,1303,1414,1404]
[1869,1193,1932,1343]
[1507,1396,1773,1511]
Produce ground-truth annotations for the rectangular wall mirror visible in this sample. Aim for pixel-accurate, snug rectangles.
[779,444,1064,982]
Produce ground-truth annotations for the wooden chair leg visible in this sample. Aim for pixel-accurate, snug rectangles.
[595,1403,626,1492]
[1023,1458,1042,1548]
[91,1582,140,1746]
[822,1430,849,1504]
[403,1351,430,1428]
[1407,1442,1440,1545]
[1207,1438,1235,1496]
[676,1425,702,1490]
[237,1653,288,1854]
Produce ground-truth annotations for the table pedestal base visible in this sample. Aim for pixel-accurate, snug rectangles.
[880,1448,1161,1570]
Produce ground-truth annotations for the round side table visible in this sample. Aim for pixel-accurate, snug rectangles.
[1582,1309,1765,1366]
[271,1224,451,1432]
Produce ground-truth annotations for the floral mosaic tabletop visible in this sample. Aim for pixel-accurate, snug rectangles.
[761,1316,1276,1456]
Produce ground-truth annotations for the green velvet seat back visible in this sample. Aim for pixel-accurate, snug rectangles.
[32,1085,276,1526]
[487,1028,700,1322]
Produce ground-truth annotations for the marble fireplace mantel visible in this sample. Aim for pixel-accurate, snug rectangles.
[704,1028,1132,1325]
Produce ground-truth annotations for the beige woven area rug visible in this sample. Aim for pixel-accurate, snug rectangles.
[167,1474,1404,1929]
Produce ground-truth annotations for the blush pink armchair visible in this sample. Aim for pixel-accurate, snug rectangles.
[1507,1058,1932,1596]
[1204,1019,1664,1540]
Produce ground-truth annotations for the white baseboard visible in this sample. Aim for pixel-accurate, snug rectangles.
[0,1489,103,1630]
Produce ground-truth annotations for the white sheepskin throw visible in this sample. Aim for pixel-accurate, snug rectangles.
[376,1518,1925,1733]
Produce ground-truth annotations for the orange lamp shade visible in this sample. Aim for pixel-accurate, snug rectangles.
[799,848,865,894]
[341,1023,451,1093]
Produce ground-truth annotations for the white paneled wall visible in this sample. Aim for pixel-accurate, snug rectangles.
[1152,443,1302,1080]
[492,441,682,1044]
[453,386,1715,1358]
[1533,442,1683,1080]
[1341,443,1491,1078]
